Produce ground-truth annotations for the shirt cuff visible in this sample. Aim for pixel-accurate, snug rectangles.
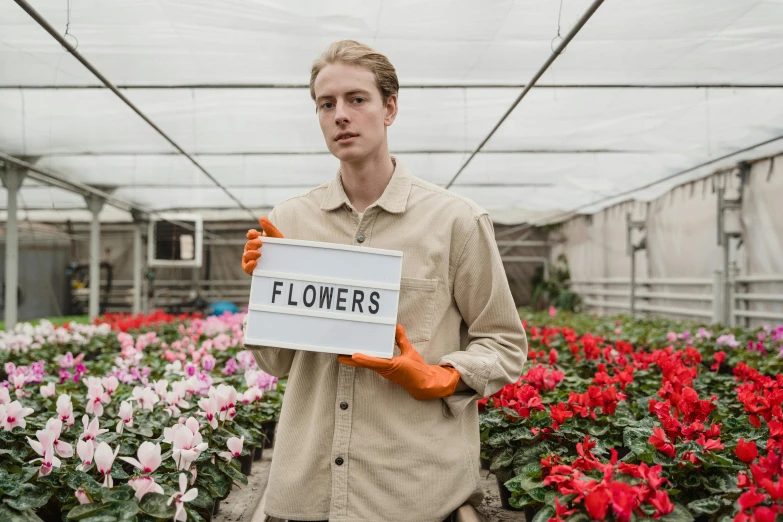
[437,350,498,398]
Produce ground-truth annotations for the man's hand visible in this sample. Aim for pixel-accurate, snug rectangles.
[338,324,461,400]
[242,217,284,276]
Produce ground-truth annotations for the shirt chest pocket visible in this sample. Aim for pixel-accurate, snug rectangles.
[397,277,439,344]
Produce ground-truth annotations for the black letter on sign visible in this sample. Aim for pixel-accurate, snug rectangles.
[352,290,364,313]
[272,281,283,304]
[319,286,333,309]
[287,284,298,306]
[369,292,380,314]
[336,288,348,311]
[303,285,316,307]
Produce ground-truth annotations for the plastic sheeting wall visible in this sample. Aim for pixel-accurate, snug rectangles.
[553,153,783,326]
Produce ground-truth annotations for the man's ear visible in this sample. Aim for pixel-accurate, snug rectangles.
[384,94,398,126]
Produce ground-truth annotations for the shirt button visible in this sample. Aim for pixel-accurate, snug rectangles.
[357,235,365,243]
[335,457,344,466]
[340,402,349,410]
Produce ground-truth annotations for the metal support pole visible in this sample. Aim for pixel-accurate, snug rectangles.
[626,213,647,318]
[84,195,106,321]
[132,223,143,315]
[1,166,26,330]
[712,270,723,324]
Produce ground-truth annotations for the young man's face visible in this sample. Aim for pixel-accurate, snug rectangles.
[313,62,398,163]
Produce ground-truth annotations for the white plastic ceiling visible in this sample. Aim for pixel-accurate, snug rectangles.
[1,0,783,224]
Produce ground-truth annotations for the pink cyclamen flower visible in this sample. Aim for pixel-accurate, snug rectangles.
[12,373,28,398]
[94,442,120,488]
[666,332,678,342]
[27,430,60,477]
[130,386,159,411]
[45,418,74,458]
[40,383,56,398]
[76,439,95,471]
[102,376,119,396]
[168,423,208,471]
[1,400,35,431]
[0,387,10,406]
[548,306,557,317]
[75,489,91,505]
[116,401,134,434]
[80,415,108,442]
[213,385,238,422]
[167,473,198,522]
[128,476,165,500]
[197,396,219,429]
[86,383,111,417]
[202,355,216,372]
[56,394,75,426]
[119,441,162,473]
[218,436,244,463]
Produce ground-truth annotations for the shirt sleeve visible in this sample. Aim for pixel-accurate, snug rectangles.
[241,208,296,378]
[438,214,528,417]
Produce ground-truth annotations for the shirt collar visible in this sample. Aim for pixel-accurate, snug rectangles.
[320,157,412,214]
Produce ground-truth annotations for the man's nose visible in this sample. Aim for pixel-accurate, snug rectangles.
[334,100,350,125]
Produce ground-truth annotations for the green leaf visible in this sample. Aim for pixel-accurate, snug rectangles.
[490,448,515,471]
[3,485,52,510]
[67,503,107,520]
[125,425,154,438]
[528,487,548,503]
[566,514,590,522]
[110,462,130,480]
[505,474,543,493]
[0,505,39,522]
[105,501,139,522]
[64,471,103,496]
[139,493,176,519]
[587,424,609,437]
[100,486,134,503]
[96,432,121,445]
[705,473,740,495]
[531,506,556,522]
[189,488,214,511]
[20,467,39,484]
[659,503,695,522]
[79,516,116,522]
[216,459,248,486]
[687,497,722,515]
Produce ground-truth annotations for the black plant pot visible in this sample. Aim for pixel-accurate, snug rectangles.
[496,476,524,511]
[261,420,277,449]
[213,499,220,516]
[480,455,491,470]
[524,505,538,522]
[239,453,253,475]
[253,445,264,461]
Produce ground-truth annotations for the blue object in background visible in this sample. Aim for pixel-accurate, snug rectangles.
[207,301,238,316]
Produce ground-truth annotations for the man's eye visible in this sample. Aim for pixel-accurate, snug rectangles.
[321,102,334,109]
[353,98,364,104]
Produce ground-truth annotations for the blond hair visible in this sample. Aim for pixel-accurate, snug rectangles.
[310,40,399,103]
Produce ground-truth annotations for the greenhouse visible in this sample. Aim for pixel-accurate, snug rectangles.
[1,0,783,521]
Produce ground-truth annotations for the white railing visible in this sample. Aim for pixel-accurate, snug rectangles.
[570,274,783,325]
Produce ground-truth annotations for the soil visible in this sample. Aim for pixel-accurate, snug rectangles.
[476,469,528,522]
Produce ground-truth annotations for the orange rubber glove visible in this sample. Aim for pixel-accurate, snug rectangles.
[338,324,461,400]
[242,217,284,275]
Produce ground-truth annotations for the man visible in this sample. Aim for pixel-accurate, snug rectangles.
[241,40,527,522]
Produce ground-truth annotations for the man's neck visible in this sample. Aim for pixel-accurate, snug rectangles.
[340,151,395,213]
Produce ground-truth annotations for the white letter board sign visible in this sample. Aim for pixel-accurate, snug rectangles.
[244,237,402,359]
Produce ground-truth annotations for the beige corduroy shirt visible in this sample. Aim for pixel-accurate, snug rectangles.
[245,158,527,522]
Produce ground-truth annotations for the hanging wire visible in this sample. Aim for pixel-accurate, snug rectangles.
[62,0,78,50]
[552,0,566,54]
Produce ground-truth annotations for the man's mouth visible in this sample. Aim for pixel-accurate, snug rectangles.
[335,132,358,142]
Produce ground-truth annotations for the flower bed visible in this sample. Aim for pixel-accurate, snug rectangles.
[480,312,783,522]
[0,311,282,522]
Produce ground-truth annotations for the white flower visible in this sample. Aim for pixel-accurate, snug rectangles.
[167,473,198,522]
[40,382,56,398]
[128,476,164,500]
[94,441,119,488]
[76,439,95,471]
[130,386,159,411]
[218,436,244,463]
[119,441,162,473]
[116,401,134,434]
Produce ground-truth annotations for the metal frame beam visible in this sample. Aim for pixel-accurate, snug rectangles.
[4,83,783,90]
